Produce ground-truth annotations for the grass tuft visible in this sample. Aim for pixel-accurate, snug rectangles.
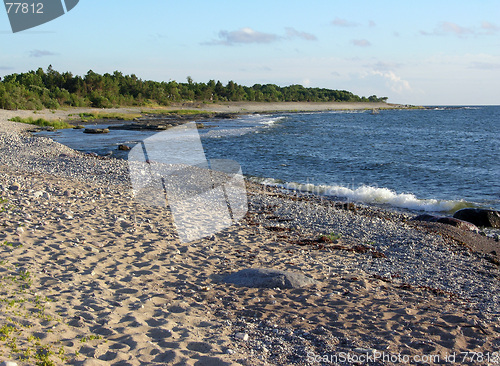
[8,117,73,130]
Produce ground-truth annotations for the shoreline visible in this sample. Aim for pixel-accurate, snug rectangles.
[0,101,413,127]
[1,116,500,365]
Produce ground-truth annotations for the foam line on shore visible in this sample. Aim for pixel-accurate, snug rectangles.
[253,178,474,213]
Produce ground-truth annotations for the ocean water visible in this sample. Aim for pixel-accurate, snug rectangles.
[38,106,500,213]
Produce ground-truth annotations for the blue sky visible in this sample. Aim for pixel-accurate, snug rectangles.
[1,0,499,105]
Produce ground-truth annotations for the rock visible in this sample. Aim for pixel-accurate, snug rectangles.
[1,361,19,366]
[412,214,478,231]
[118,144,131,151]
[453,208,500,228]
[412,214,438,222]
[32,190,44,198]
[83,128,110,134]
[8,182,20,191]
[222,268,317,289]
[73,125,85,129]
[436,217,478,231]
[235,332,249,341]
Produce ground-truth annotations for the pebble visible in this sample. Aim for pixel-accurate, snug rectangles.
[235,332,249,341]
[8,182,20,191]
[0,361,19,366]
[32,190,44,198]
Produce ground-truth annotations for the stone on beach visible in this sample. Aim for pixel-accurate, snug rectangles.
[412,214,478,231]
[453,208,500,228]
[8,182,20,191]
[222,268,317,289]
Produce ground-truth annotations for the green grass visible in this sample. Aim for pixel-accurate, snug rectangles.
[0,200,107,364]
[141,109,213,115]
[318,232,342,242]
[8,117,73,130]
[77,112,142,121]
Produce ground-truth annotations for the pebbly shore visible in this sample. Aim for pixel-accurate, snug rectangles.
[1,117,500,365]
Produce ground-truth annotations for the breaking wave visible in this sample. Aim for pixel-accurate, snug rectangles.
[252,178,474,213]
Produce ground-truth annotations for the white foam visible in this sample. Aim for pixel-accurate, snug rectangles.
[253,177,472,213]
[203,115,284,138]
[259,116,286,126]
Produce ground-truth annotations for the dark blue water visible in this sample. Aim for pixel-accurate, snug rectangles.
[39,106,500,212]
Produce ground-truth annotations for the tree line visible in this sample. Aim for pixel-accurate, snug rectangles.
[0,66,388,110]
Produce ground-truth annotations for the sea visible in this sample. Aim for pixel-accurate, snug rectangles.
[37,106,500,214]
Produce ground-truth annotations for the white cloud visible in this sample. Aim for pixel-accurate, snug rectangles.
[419,21,499,38]
[481,21,500,34]
[369,70,411,93]
[331,17,359,27]
[441,22,473,37]
[217,27,279,45]
[371,61,402,71]
[285,27,317,41]
[29,50,57,57]
[351,39,371,47]
[204,27,316,46]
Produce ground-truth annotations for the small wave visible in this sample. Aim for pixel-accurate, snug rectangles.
[203,127,257,138]
[259,116,286,126]
[203,115,284,138]
[251,177,473,213]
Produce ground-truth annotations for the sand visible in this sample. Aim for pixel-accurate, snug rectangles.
[0,109,499,366]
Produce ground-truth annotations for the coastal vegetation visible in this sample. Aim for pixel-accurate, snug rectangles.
[0,66,388,110]
[8,116,73,129]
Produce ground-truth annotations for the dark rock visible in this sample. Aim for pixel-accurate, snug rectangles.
[118,144,131,151]
[222,268,317,289]
[73,125,85,129]
[83,128,109,134]
[412,214,478,231]
[453,208,500,228]
[214,113,238,119]
[436,217,478,231]
[412,214,439,222]
[8,182,21,191]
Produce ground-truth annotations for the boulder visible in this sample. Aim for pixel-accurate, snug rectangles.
[118,144,131,151]
[83,128,109,134]
[222,268,317,289]
[435,217,478,231]
[412,214,478,231]
[453,208,500,228]
[412,214,438,222]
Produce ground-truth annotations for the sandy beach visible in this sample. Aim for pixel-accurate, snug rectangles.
[1,109,499,365]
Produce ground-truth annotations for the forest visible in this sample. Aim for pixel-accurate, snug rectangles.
[0,66,388,110]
